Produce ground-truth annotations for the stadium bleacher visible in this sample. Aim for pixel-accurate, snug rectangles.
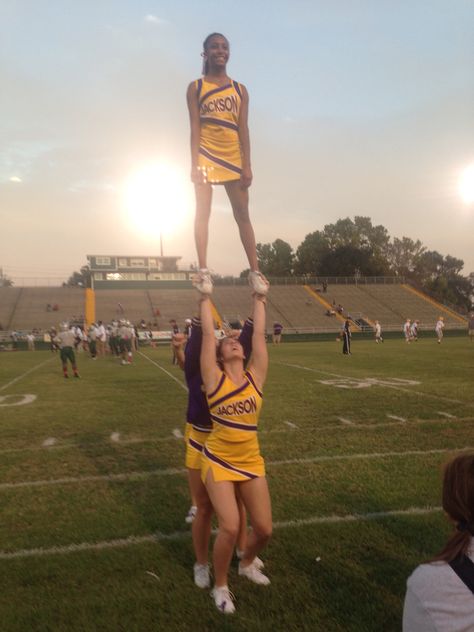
[0,281,466,334]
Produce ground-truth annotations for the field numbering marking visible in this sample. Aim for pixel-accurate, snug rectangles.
[284,421,298,429]
[437,411,456,419]
[0,394,37,407]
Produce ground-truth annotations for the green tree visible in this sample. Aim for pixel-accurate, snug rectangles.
[319,245,385,276]
[66,266,91,288]
[294,231,330,275]
[387,237,426,278]
[256,239,294,277]
[0,270,14,287]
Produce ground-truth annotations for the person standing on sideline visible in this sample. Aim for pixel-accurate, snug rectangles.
[96,320,106,356]
[199,289,272,614]
[55,323,80,378]
[26,332,35,351]
[410,319,419,342]
[374,320,383,343]
[272,322,283,345]
[88,323,98,359]
[435,316,445,344]
[403,453,474,631]
[342,320,351,355]
[468,313,474,342]
[170,319,180,365]
[187,33,269,297]
[403,318,412,343]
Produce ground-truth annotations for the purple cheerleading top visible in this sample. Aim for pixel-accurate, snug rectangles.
[184,316,253,431]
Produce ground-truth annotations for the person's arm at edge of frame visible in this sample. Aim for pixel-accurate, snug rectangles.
[186,82,205,185]
[237,84,252,189]
[184,317,203,380]
[238,316,253,368]
[199,295,221,394]
[247,294,268,390]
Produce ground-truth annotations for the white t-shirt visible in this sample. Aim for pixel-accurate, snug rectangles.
[403,538,474,631]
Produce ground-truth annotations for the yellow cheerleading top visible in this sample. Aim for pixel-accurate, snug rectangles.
[196,77,243,184]
[201,369,265,482]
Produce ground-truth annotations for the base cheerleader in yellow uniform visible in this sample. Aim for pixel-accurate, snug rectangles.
[199,288,272,614]
[187,33,269,297]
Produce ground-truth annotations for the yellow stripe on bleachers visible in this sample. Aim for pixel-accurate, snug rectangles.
[209,299,222,329]
[401,284,467,323]
[303,285,360,330]
[85,288,96,326]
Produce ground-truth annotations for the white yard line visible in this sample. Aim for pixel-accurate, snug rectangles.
[0,357,54,392]
[437,411,457,419]
[1,446,472,491]
[284,421,298,429]
[338,417,354,425]
[386,415,406,422]
[0,505,442,560]
[0,434,179,455]
[278,362,467,406]
[138,352,187,392]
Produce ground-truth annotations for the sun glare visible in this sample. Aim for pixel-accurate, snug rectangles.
[123,162,192,237]
[458,164,474,204]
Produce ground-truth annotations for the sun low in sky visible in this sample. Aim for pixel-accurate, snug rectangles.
[122,162,193,240]
[458,164,474,205]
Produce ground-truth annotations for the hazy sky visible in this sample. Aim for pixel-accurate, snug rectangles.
[1,0,473,283]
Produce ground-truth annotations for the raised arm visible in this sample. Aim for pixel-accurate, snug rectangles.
[186,81,204,184]
[199,295,221,393]
[247,295,267,388]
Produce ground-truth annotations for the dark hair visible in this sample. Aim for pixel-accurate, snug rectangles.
[432,453,474,562]
[202,32,228,75]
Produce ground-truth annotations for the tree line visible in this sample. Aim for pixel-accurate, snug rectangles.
[243,216,473,311]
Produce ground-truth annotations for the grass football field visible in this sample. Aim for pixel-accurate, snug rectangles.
[0,336,473,631]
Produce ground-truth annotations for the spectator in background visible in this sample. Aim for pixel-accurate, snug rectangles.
[403,452,474,631]
[468,313,474,342]
[10,331,18,350]
[96,321,106,356]
[322,280,328,293]
[374,320,383,343]
[410,320,419,342]
[26,332,35,351]
[435,316,445,344]
[272,322,283,345]
[88,324,97,359]
[342,320,351,355]
[170,319,180,365]
[403,319,412,343]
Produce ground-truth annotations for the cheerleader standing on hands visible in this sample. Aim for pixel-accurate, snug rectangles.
[187,33,269,296]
